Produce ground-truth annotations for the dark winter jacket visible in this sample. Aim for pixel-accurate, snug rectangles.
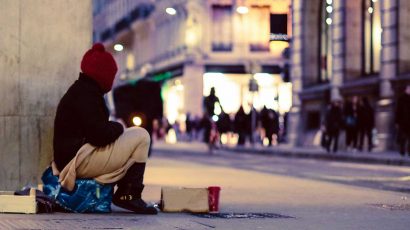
[357,104,374,131]
[260,107,279,135]
[325,105,344,134]
[53,73,124,171]
[395,93,410,133]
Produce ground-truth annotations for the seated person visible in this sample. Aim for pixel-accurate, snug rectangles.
[52,43,157,214]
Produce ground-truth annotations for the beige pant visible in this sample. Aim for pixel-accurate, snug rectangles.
[56,127,150,191]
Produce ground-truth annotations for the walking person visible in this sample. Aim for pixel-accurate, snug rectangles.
[260,106,279,146]
[325,100,344,153]
[344,96,360,151]
[51,44,157,214]
[234,106,248,146]
[357,97,375,152]
[395,84,410,156]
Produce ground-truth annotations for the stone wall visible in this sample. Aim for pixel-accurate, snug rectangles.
[0,0,92,190]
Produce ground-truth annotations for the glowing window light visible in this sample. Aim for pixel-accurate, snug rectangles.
[214,102,222,115]
[166,7,177,15]
[114,44,123,52]
[221,134,228,145]
[236,6,249,14]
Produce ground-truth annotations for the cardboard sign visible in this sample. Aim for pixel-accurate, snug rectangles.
[160,187,209,213]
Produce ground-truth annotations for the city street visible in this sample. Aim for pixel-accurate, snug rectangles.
[1,146,410,229]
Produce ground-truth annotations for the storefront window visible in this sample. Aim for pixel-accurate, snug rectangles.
[319,0,333,83]
[162,78,185,124]
[362,0,381,75]
[203,73,292,115]
[247,6,270,52]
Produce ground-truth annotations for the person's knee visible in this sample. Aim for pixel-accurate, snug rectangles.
[127,127,151,145]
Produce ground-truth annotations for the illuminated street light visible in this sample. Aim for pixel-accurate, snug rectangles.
[166,7,177,15]
[326,0,332,4]
[114,44,123,52]
[326,6,333,13]
[236,6,249,14]
[212,115,219,122]
[326,18,332,25]
[368,7,374,14]
[132,116,142,126]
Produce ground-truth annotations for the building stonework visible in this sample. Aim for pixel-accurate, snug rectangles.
[0,0,92,190]
[288,0,408,152]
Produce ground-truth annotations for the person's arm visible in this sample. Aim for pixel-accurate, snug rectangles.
[78,93,124,147]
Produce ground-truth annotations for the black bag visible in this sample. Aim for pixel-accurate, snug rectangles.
[14,188,58,213]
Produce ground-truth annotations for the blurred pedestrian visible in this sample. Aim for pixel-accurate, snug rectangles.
[357,97,374,152]
[185,112,193,141]
[203,87,220,117]
[247,106,259,145]
[216,109,232,144]
[260,106,279,146]
[325,100,344,153]
[52,43,157,214]
[344,96,359,151]
[200,112,212,144]
[234,106,248,146]
[395,84,410,156]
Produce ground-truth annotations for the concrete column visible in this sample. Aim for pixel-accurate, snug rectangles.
[0,0,92,190]
[183,64,204,118]
[331,0,345,101]
[287,0,304,146]
[375,0,398,151]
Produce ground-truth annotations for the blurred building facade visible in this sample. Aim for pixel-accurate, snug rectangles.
[93,0,292,126]
[288,0,410,151]
[93,0,409,151]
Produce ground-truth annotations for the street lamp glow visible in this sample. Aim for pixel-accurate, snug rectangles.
[132,116,142,126]
[166,7,177,15]
[114,44,123,52]
[326,0,332,4]
[326,6,333,13]
[326,18,332,25]
[236,6,249,14]
[368,7,374,14]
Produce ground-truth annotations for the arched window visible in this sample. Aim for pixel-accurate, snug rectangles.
[319,0,333,82]
[362,0,381,75]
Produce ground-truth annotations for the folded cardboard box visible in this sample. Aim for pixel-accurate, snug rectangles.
[160,187,209,213]
[0,188,37,214]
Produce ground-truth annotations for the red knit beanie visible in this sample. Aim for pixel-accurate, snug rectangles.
[81,43,118,93]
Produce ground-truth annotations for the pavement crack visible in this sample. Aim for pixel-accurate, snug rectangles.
[192,220,216,228]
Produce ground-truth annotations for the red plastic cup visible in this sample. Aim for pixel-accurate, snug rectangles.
[208,186,221,213]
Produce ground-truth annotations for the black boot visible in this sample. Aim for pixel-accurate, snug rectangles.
[113,163,158,214]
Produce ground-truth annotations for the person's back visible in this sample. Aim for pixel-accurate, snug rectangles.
[326,104,343,134]
[54,74,121,171]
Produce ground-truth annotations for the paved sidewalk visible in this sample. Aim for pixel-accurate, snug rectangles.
[153,141,410,166]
